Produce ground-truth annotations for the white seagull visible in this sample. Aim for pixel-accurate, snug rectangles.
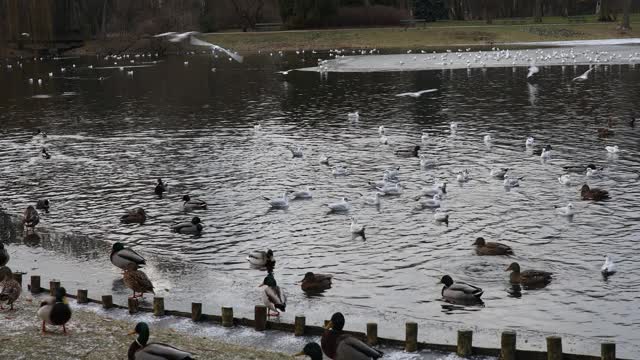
[348,111,359,121]
[433,209,449,225]
[527,64,539,78]
[605,145,619,153]
[396,89,438,97]
[379,135,389,145]
[421,132,429,143]
[263,191,291,209]
[601,255,617,277]
[362,192,382,206]
[573,67,594,81]
[378,125,386,135]
[456,170,471,183]
[153,31,243,63]
[555,203,575,216]
[525,137,535,147]
[558,174,572,186]
[291,186,314,200]
[503,174,523,188]
[327,198,351,212]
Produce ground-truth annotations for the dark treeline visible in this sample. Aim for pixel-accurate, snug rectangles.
[1,0,638,42]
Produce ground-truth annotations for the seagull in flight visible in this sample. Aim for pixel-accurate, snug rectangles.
[154,31,243,63]
[527,64,539,78]
[276,70,293,75]
[396,89,438,98]
[573,67,593,81]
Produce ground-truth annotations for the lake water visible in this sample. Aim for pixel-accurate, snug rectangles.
[1,50,639,358]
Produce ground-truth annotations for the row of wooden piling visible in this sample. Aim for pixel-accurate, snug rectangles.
[18,274,622,360]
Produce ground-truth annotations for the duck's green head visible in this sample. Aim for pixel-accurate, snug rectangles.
[473,237,486,246]
[55,287,67,303]
[295,342,322,360]
[0,266,12,281]
[182,195,190,202]
[261,273,277,287]
[439,275,454,287]
[327,312,345,331]
[191,216,201,225]
[112,242,125,252]
[266,249,274,258]
[129,322,150,345]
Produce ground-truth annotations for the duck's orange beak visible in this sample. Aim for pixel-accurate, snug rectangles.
[128,330,136,335]
[294,351,305,356]
[505,265,512,271]
[324,321,333,330]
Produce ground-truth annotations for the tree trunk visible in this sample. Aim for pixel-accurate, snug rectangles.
[101,0,108,39]
[622,0,631,29]
[534,0,542,23]
[598,0,611,22]
[483,0,492,24]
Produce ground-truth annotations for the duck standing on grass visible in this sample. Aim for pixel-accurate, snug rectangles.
[128,322,194,360]
[182,195,207,210]
[321,312,384,360]
[37,287,71,334]
[0,243,9,266]
[260,273,286,317]
[0,266,21,310]
[111,242,146,271]
[123,263,155,298]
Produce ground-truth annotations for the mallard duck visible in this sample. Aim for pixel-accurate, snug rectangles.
[41,148,51,159]
[171,217,203,235]
[506,262,552,287]
[111,242,146,271]
[473,237,513,255]
[121,207,147,225]
[0,266,21,310]
[260,273,286,317]
[394,145,420,158]
[439,275,483,304]
[0,243,9,266]
[597,127,614,138]
[154,178,167,197]
[301,272,332,292]
[23,206,39,229]
[37,287,72,334]
[123,263,155,298]
[182,195,207,210]
[246,249,275,272]
[581,184,609,201]
[322,312,384,360]
[36,199,50,213]
[128,322,193,360]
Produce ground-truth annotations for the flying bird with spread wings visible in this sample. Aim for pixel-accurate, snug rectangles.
[154,31,243,63]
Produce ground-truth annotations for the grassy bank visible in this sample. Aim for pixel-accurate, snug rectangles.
[201,17,640,53]
[0,295,290,360]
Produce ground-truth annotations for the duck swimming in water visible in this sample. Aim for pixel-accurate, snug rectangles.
[473,237,513,255]
[581,184,609,201]
[439,275,484,305]
[506,262,552,288]
[246,249,275,272]
[154,178,167,197]
[36,199,50,213]
[121,207,147,225]
[128,322,194,360]
[182,195,207,210]
[41,148,51,159]
[301,272,333,292]
[171,217,203,235]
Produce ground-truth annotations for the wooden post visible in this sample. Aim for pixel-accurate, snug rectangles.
[221,306,233,327]
[367,323,378,346]
[254,305,267,331]
[405,322,418,352]
[12,272,22,285]
[102,295,113,309]
[30,275,41,294]
[501,331,517,360]
[49,280,60,296]
[547,336,563,360]
[457,330,473,357]
[153,297,165,316]
[77,289,88,304]
[601,343,615,360]
[128,297,139,314]
[294,315,305,336]
[191,302,202,322]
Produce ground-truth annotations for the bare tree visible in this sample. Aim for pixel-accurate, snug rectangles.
[533,0,542,22]
[598,0,613,21]
[622,0,631,29]
[230,0,266,31]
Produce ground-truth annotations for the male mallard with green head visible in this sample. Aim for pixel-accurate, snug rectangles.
[128,322,193,360]
[171,217,203,235]
[260,273,286,317]
[111,242,146,271]
[506,262,552,288]
[321,312,384,360]
[301,272,332,292]
[123,263,155,298]
[37,287,72,333]
[121,207,147,225]
[0,266,21,310]
[473,237,513,255]
[182,195,207,211]
[295,342,323,360]
[439,275,483,305]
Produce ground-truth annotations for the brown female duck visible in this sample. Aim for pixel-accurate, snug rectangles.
[580,184,609,201]
[121,207,147,225]
[0,266,21,310]
[123,263,155,298]
[506,262,552,287]
[301,272,333,292]
[473,237,513,255]
[23,206,39,230]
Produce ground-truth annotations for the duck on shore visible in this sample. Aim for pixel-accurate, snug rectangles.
[23,206,39,230]
[123,263,155,298]
[260,273,286,317]
[0,266,21,310]
[110,242,146,271]
[128,322,193,360]
[321,312,384,360]
[37,287,72,334]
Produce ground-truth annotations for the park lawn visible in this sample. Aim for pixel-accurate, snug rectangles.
[202,16,640,53]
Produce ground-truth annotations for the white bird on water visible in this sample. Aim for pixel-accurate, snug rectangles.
[421,132,429,143]
[378,125,385,135]
[379,135,389,145]
[350,217,366,239]
[457,169,471,183]
[540,147,552,161]
[555,203,575,216]
[327,197,351,212]
[483,134,492,144]
[319,155,331,165]
[503,174,523,188]
[396,89,438,98]
[573,67,594,81]
[377,183,402,196]
[450,122,458,132]
[527,64,539,78]
[605,145,619,153]
[433,209,449,225]
[332,166,350,177]
[490,168,509,179]
[263,191,291,209]
[153,31,243,63]
[348,111,359,121]
[291,186,314,200]
[601,255,617,277]
[288,145,304,158]
[558,174,572,186]
[362,192,382,206]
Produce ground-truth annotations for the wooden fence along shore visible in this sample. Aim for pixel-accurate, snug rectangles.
[12,273,624,360]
